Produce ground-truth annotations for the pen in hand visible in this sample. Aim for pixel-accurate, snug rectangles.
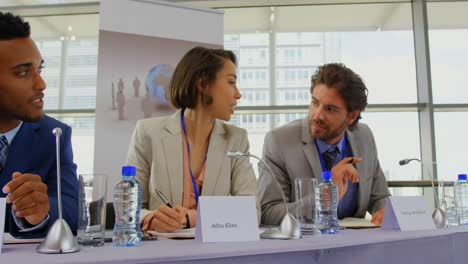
[154,189,190,229]
[155,189,173,208]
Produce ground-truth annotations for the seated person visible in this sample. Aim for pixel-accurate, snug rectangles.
[0,12,78,238]
[258,63,390,226]
[126,46,258,233]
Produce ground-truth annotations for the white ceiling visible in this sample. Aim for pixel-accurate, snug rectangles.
[0,0,97,6]
[1,0,467,39]
[0,0,409,7]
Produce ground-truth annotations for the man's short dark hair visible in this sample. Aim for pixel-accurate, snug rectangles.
[169,46,237,109]
[311,63,368,128]
[0,12,30,40]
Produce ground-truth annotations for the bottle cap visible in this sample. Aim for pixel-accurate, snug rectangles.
[122,166,136,177]
[458,174,467,181]
[322,171,332,182]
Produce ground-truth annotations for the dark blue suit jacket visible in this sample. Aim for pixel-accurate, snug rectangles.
[0,115,78,238]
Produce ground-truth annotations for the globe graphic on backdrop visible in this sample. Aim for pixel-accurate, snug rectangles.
[145,64,174,107]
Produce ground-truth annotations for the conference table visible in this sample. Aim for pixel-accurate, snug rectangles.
[1,227,467,264]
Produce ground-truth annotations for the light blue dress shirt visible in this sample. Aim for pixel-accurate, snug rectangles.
[316,135,359,219]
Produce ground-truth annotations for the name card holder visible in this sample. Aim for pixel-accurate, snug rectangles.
[195,196,259,242]
[382,196,436,231]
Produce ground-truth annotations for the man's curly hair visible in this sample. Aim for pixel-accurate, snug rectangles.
[311,63,368,129]
[0,12,30,41]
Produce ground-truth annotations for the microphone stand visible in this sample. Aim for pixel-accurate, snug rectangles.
[228,152,301,239]
[37,128,80,253]
[399,158,447,228]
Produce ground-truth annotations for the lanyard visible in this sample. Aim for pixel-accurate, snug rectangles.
[181,112,208,204]
[314,134,347,172]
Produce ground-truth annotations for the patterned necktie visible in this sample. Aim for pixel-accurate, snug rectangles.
[0,135,9,171]
[323,146,339,171]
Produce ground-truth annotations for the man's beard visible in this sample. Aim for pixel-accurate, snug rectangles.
[20,112,44,122]
[0,107,44,123]
[310,119,348,143]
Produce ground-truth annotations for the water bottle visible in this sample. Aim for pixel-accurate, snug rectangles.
[441,180,458,227]
[455,174,468,226]
[112,166,142,247]
[446,198,459,227]
[315,171,339,234]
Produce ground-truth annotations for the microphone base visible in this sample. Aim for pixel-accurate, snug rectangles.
[36,219,80,254]
[432,208,448,228]
[260,212,301,240]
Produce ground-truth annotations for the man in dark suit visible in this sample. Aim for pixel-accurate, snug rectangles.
[0,12,78,238]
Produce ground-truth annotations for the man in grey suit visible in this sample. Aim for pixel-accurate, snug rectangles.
[258,63,390,226]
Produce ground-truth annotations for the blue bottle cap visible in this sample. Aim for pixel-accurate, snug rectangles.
[322,171,332,182]
[458,174,467,181]
[122,166,136,177]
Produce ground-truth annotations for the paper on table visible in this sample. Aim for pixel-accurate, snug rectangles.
[339,217,380,229]
[3,233,44,244]
[147,228,196,239]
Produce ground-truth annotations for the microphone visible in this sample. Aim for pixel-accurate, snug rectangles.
[52,128,63,220]
[37,128,80,253]
[398,158,421,166]
[228,151,301,239]
[399,158,447,228]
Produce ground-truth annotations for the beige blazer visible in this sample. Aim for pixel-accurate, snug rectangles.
[258,118,390,225]
[126,110,259,222]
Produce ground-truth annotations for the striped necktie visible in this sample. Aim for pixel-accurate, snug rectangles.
[323,146,339,171]
[0,135,9,171]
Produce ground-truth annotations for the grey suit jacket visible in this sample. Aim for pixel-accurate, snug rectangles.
[258,118,390,225]
[126,110,259,223]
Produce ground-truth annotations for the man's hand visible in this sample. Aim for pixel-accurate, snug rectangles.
[2,172,50,226]
[141,205,187,233]
[331,157,362,200]
[371,208,385,225]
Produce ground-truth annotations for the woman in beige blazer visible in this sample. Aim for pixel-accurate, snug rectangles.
[126,46,258,233]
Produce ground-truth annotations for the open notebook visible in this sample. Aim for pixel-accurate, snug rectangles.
[339,217,380,229]
[147,228,196,239]
[3,233,44,244]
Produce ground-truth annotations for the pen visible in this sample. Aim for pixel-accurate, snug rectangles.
[105,236,158,242]
[155,189,173,208]
[142,236,158,241]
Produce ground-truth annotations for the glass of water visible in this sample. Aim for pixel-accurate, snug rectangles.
[78,174,107,246]
[295,177,317,234]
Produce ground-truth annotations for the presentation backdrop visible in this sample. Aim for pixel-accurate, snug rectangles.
[94,0,224,199]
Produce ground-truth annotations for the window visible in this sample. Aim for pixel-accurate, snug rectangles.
[29,13,99,175]
[427,1,468,184]
[428,2,468,104]
[224,3,420,181]
[435,112,468,181]
[19,1,468,186]
[52,115,95,174]
[63,40,98,109]
[36,40,62,110]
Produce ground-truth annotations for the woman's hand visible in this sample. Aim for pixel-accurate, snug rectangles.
[141,205,187,233]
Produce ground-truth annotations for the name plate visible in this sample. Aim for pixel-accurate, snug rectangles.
[382,196,435,231]
[195,196,259,242]
[0,198,6,254]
